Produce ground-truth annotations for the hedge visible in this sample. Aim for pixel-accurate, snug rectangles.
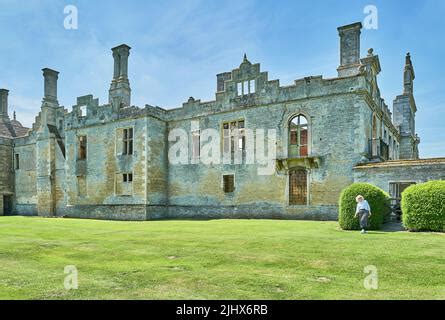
[339,183,390,230]
[401,180,445,232]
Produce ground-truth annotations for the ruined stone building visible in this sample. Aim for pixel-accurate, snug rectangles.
[1,22,444,219]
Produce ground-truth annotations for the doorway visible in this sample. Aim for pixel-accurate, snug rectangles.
[3,195,13,216]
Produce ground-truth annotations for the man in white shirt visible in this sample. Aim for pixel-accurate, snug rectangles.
[355,195,372,234]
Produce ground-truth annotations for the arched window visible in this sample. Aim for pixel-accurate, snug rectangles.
[289,169,307,205]
[289,115,308,157]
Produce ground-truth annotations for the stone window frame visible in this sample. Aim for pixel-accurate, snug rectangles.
[122,127,134,155]
[191,129,200,163]
[284,110,312,159]
[221,119,246,163]
[286,168,310,206]
[14,153,20,170]
[222,173,235,193]
[115,172,134,196]
[77,135,87,160]
[236,79,256,96]
[77,176,87,198]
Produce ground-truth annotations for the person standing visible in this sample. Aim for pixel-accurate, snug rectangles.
[355,195,372,234]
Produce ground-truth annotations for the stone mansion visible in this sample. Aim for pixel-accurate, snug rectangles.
[1,22,444,220]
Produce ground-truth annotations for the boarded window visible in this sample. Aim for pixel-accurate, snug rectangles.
[289,115,308,157]
[77,176,87,197]
[123,128,134,155]
[289,170,307,205]
[14,154,20,170]
[78,136,87,160]
[116,173,133,196]
[223,174,235,193]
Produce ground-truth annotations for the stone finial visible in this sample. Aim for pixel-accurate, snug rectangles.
[13,111,16,121]
[367,48,374,56]
[403,52,415,94]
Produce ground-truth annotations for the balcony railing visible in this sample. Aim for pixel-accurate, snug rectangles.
[369,138,389,161]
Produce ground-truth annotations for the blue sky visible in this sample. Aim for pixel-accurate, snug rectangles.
[0,0,444,157]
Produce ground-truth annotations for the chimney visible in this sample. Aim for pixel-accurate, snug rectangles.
[109,44,132,108]
[337,22,362,77]
[42,68,59,103]
[216,72,232,92]
[112,44,131,80]
[0,89,9,120]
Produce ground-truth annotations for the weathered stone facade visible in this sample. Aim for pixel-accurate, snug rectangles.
[1,22,444,220]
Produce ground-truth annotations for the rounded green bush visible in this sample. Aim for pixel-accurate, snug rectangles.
[401,180,445,232]
[339,183,390,230]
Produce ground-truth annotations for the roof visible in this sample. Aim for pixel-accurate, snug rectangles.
[354,158,445,169]
[0,118,30,138]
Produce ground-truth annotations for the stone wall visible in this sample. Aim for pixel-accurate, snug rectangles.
[354,158,445,194]
[0,137,13,215]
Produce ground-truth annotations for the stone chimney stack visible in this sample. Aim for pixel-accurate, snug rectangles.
[109,44,131,109]
[0,89,9,120]
[337,22,363,77]
[42,68,59,103]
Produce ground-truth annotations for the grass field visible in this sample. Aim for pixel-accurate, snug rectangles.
[0,216,443,300]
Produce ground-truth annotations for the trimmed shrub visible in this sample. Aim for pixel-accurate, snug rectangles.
[402,180,445,232]
[339,183,390,230]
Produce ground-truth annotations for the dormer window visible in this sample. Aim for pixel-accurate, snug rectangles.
[237,79,256,96]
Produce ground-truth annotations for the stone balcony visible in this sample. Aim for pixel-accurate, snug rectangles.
[275,154,321,173]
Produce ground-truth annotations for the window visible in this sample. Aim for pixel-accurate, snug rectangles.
[223,174,235,193]
[289,115,308,157]
[14,154,20,170]
[123,128,133,155]
[289,169,307,205]
[191,130,200,161]
[123,173,133,183]
[237,82,243,96]
[78,136,87,160]
[58,119,63,131]
[250,80,256,93]
[237,79,256,96]
[389,182,416,200]
[117,173,133,196]
[222,120,245,162]
[79,105,87,117]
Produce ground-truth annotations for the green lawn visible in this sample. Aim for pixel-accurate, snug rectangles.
[0,216,443,300]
